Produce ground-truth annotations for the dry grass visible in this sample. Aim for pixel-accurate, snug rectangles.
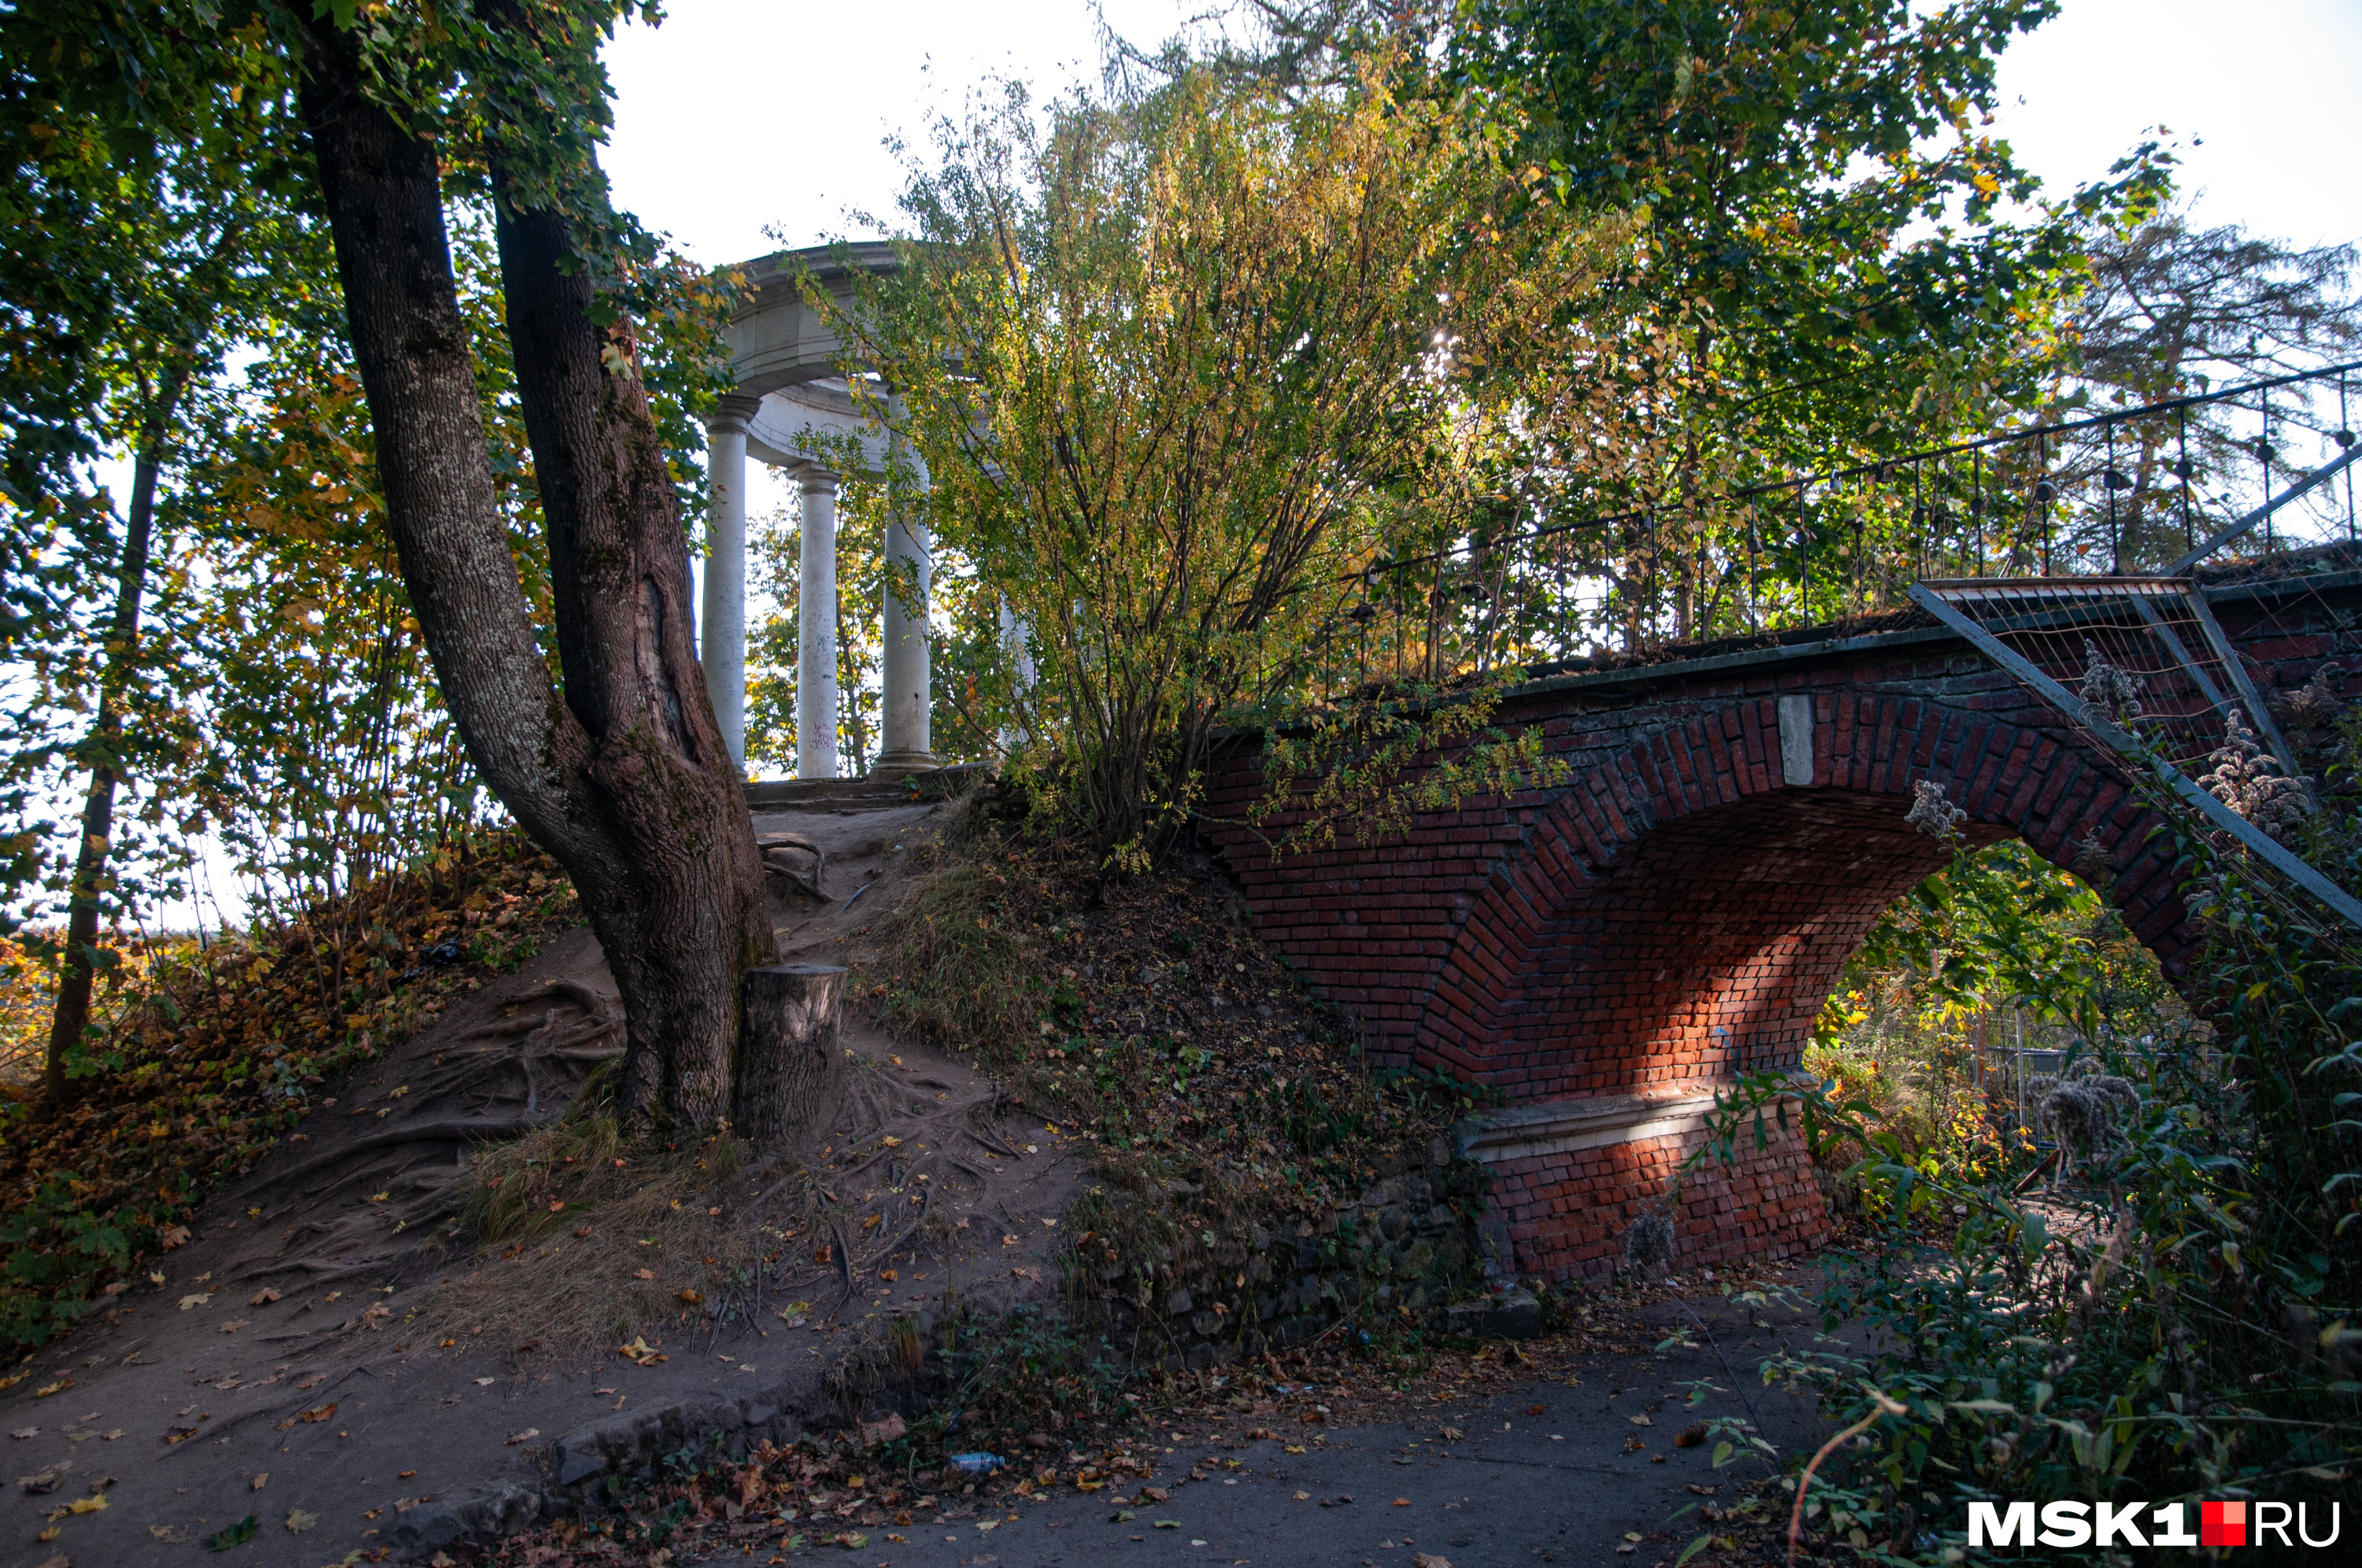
[409,1114,786,1355]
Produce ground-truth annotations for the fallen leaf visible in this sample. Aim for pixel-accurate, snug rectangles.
[249,1289,282,1307]
[217,1319,250,1335]
[505,1428,539,1445]
[1628,1415,1653,1426]
[159,1224,192,1249]
[369,1191,389,1202]
[1283,1444,1306,1455]
[285,1507,318,1533]
[1675,1422,1706,1448]
[474,1378,496,1387]
[34,1526,57,1542]
[298,1402,337,1423]
[18,1462,68,1494]
[1414,1555,1457,1568]
[574,1225,593,1237]
[9,1427,39,1440]
[251,1472,268,1490]
[1394,1497,1411,1506]
[634,1268,655,1281]
[205,1513,259,1551]
[150,1523,192,1541]
[1153,1518,1179,1529]
[33,1380,72,1398]
[677,1289,702,1306]
[68,1492,107,1513]
[177,1293,213,1311]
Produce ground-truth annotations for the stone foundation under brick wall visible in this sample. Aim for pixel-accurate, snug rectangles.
[1457,1086,1827,1281]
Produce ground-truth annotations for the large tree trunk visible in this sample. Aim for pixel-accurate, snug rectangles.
[41,380,183,1114]
[485,150,777,1127]
[296,15,775,1132]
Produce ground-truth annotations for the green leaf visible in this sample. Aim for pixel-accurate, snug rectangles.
[205,1514,259,1551]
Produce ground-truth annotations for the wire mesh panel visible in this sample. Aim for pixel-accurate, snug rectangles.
[1919,576,2298,781]
[1910,578,2362,931]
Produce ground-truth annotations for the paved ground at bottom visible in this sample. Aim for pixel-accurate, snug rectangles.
[721,1289,1834,1568]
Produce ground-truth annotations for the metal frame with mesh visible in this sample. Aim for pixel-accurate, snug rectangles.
[1908,579,2362,932]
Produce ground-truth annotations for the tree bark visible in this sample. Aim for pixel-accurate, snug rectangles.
[487,187,776,1129]
[735,964,845,1143]
[295,14,774,1132]
[40,376,184,1113]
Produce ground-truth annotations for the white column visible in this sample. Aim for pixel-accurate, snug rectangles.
[701,394,759,771]
[795,465,839,779]
[997,594,1035,754]
[874,394,937,775]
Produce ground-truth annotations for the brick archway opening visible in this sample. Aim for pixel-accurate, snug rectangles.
[1464,789,2009,1103]
[1440,786,2027,1280]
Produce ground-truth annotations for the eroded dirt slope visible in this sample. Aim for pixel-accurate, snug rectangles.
[2,799,1086,1568]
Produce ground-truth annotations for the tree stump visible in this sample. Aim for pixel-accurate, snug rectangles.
[735,963,846,1143]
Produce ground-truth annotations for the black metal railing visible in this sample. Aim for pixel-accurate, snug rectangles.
[1294,359,2362,699]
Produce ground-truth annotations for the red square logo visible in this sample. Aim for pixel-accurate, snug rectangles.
[2201,1500,2246,1547]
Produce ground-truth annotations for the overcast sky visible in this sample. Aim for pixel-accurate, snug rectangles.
[602,0,2362,265]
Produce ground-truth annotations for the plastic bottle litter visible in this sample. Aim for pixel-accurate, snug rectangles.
[949,1452,1005,1474]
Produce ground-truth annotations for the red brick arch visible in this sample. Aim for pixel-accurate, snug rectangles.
[1202,676,2206,1280]
[1197,548,2362,1280]
[1409,692,2188,1104]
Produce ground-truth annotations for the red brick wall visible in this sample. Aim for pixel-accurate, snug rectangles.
[1486,1117,1827,1281]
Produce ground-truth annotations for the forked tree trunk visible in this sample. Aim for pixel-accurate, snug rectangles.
[487,188,777,1128]
[296,15,776,1132]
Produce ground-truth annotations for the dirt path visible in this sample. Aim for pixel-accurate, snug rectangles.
[561,1274,1840,1568]
[775,1283,1835,1568]
[2,800,1089,1568]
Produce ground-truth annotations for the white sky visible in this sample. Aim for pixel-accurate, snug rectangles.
[601,0,2362,262]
